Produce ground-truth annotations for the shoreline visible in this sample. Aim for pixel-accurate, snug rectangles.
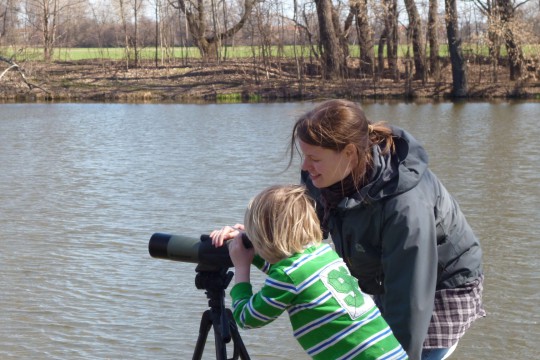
[1,59,539,103]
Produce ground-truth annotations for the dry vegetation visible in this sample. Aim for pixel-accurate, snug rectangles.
[1,58,539,103]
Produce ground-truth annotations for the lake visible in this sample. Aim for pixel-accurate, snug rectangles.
[0,101,538,359]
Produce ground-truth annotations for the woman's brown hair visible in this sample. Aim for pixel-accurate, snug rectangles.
[290,99,395,187]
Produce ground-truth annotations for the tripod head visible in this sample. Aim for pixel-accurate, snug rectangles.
[195,265,234,293]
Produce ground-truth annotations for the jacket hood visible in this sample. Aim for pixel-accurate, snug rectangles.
[343,126,429,207]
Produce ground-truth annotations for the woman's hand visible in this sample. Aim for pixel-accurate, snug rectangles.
[210,224,245,247]
[228,232,254,284]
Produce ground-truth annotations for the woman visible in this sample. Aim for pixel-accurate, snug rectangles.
[291,99,485,360]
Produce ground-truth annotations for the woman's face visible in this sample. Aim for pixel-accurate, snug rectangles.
[298,139,355,189]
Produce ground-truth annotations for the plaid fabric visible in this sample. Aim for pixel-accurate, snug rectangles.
[423,275,486,348]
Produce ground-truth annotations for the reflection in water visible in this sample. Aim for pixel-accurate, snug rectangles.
[0,101,538,360]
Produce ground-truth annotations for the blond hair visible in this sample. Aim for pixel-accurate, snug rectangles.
[244,185,322,264]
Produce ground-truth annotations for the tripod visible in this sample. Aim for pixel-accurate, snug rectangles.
[192,266,250,360]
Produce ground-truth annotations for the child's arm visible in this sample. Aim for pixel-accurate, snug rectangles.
[228,234,290,329]
[230,265,296,330]
[228,233,254,284]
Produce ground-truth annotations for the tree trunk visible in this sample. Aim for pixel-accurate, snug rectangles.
[472,0,500,81]
[352,0,374,76]
[42,0,52,61]
[382,0,399,81]
[118,0,131,69]
[132,0,141,67]
[154,0,159,67]
[333,2,349,76]
[41,0,58,62]
[403,0,426,81]
[445,0,468,97]
[487,10,501,82]
[427,0,440,79]
[496,0,524,80]
[377,28,387,77]
[314,0,345,80]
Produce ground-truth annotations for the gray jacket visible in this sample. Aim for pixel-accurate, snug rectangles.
[302,126,483,360]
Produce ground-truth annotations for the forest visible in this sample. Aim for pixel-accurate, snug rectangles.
[1,0,539,101]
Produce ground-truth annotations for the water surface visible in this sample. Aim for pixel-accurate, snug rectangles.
[1,101,538,359]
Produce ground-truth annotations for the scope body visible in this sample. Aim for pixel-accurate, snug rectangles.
[149,233,235,270]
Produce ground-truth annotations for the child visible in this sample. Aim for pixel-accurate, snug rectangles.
[211,185,407,360]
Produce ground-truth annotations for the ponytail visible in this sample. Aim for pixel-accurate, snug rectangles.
[368,121,395,157]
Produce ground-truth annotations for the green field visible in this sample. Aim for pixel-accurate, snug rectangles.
[3,46,308,61]
[1,44,537,62]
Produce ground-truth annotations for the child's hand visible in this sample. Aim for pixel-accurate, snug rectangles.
[210,224,244,247]
[229,232,254,283]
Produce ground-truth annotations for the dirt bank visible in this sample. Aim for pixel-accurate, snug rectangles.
[1,59,539,102]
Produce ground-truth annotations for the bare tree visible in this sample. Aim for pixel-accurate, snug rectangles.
[117,0,131,68]
[292,0,320,62]
[472,0,530,80]
[333,1,350,68]
[313,0,346,79]
[427,0,440,78]
[23,0,85,61]
[445,0,468,97]
[169,0,258,60]
[87,1,110,59]
[379,0,399,81]
[251,0,273,66]
[1,0,20,46]
[115,0,145,68]
[470,0,501,80]
[25,0,59,61]
[150,0,178,65]
[132,0,144,67]
[351,0,374,76]
[496,0,529,79]
[403,0,426,81]
[150,0,161,66]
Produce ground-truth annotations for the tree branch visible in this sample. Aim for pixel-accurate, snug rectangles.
[0,56,50,93]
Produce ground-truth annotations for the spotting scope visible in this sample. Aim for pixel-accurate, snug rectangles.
[148,233,252,271]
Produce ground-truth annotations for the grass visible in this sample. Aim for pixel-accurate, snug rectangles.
[2,43,538,62]
[216,92,262,103]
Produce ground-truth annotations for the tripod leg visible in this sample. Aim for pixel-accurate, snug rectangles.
[193,308,230,360]
[192,310,213,360]
[212,310,227,360]
[226,309,251,360]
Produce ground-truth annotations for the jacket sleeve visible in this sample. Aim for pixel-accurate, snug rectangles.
[379,191,438,360]
[252,254,271,274]
[230,267,296,329]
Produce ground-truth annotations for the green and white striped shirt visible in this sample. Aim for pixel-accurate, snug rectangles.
[230,243,408,360]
